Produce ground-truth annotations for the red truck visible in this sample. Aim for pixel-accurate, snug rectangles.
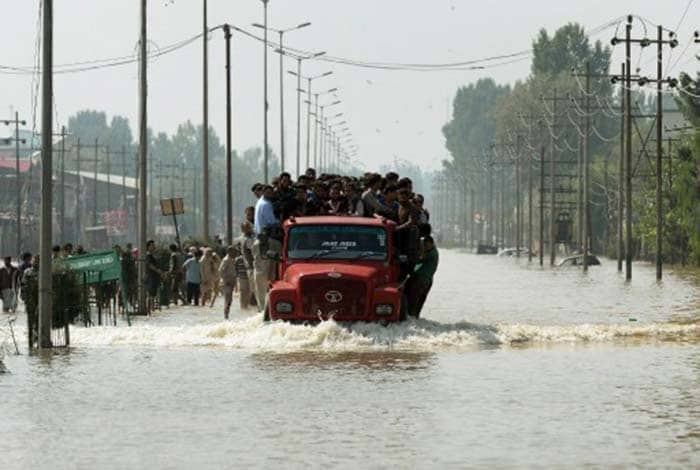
[263,216,407,323]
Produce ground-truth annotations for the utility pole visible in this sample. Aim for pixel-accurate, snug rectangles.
[549,89,558,265]
[75,138,82,245]
[1,112,27,257]
[583,61,591,272]
[202,0,210,239]
[262,0,269,184]
[137,0,148,315]
[295,58,302,177]
[516,133,522,257]
[528,116,534,262]
[105,145,112,213]
[610,16,678,280]
[59,126,66,240]
[38,0,53,348]
[618,64,625,273]
[224,24,234,245]
[539,123,545,267]
[625,19,633,281]
[487,150,494,245]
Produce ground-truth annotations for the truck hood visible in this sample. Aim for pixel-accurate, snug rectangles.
[283,262,379,285]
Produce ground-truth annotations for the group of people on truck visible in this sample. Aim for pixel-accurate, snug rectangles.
[245,168,439,319]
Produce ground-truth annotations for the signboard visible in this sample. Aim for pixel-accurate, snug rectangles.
[60,250,121,284]
[160,198,184,216]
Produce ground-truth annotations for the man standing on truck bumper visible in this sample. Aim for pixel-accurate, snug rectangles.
[253,229,281,313]
[406,236,439,318]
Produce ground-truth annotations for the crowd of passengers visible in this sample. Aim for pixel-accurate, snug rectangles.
[250,168,431,235]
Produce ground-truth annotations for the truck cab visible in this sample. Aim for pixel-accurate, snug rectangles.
[264,216,406,323]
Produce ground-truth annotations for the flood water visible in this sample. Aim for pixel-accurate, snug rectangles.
[2,250,700,469]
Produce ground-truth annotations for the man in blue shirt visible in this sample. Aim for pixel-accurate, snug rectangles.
[254,185,278,235]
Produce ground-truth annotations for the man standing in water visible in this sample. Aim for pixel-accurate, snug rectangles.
[406,236,439,319]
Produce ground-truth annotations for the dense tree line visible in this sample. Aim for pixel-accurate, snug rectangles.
[441,21,700,264]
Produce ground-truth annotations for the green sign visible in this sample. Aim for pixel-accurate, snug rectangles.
[62,251,121,284]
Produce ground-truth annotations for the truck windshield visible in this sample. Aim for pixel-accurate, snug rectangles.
[287,225,388,261]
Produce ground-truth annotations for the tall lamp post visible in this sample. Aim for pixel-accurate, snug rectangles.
[311,89,338,168]
[252,21,311,174]
[314,102,341,171]
[260,0,269,183]
[287,51,326,177]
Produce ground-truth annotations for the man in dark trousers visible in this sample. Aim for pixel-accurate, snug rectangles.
[405,236,439,319]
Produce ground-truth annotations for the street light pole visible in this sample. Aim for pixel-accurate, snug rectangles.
[278,30,285,173]
[202,0,210,240]
[137,0,148,316]
[262,0,269,184]
[224,24,233,245]
[253,21,311,176]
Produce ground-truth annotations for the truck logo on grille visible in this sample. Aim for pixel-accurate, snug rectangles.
[324,290,343,303]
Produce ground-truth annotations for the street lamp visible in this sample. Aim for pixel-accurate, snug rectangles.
[287,51,326,177]
[319,111,343,172]
[259,0,270,183]
[252,20,311,174]
[290,70,333,171]
[312,88,338,168]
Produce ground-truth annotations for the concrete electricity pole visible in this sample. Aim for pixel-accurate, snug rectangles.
[38,0,53,348]
[137,0,148,315]
[223,24,233,245]
[202,0,210,240]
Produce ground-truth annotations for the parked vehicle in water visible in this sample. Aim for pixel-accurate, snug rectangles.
[557,254,601,267]
[497,247,530,257]
[477,244,498,255]
[264,216,406,323]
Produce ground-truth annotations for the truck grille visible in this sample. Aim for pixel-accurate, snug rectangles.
[300,278,367,317]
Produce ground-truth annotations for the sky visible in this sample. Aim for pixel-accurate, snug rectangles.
[1,0,698,175]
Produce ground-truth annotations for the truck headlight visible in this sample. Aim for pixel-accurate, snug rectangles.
[374,304,393,315]
[275,301,294,313]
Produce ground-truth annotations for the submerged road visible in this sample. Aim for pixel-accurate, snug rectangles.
[2,249,700,468]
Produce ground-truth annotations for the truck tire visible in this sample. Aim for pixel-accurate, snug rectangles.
[399,294,408,322]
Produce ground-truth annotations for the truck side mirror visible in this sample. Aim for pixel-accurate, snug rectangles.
[266,250,280,262]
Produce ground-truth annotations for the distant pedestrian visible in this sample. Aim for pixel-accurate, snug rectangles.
[168,244,185,306]
[0,256,19,313]
[200,248,219,307]
[234,248,252,312]
[218,246,238,319]
[145,240,165,312]
[183,249,202,306]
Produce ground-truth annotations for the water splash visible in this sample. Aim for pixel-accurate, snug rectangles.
[59,316,700,352]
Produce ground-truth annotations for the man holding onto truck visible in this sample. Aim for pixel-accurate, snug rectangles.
[406,235,439,319]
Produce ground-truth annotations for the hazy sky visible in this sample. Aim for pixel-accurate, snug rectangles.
[1,1,698,174]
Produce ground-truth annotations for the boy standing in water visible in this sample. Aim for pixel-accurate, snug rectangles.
[183,249,202,306]
[218,246,238,319]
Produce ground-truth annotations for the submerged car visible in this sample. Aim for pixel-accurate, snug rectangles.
[557,254,601,267]
[264,216,408,323]
[497,247,530,257]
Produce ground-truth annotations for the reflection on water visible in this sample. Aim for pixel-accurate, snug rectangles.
[250,351,435,372]
[2,250,700,468]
